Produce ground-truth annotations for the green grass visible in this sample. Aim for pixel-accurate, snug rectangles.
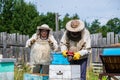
[14,63,106,80]
[87,67,98,80]
[87,67,107,80]
[14,63,31,80]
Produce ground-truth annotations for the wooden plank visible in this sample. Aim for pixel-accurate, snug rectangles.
[91,33,98,46]
[96,48,100,62]
[16,33,20,44]
[92,48,98,62]
[92,62,103,73]
[98,33,103,47]
[0,48,3,55]
[25,47,30,62]
[11,33,16,44]
[5,48,12,58]
[7,33,12,44]
[13,47,19,61]
[110,32,115,44]
[118,35,120,43]
[107,32,111,46]
[0,33,2,44]
[94,34,98,46]
[115,34,119,43]
[90,34,95,46]
[102,38,107,46]
[22,35,26,44]
[2,32,7,58]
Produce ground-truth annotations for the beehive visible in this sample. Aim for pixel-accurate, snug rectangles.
[0,58,16,80]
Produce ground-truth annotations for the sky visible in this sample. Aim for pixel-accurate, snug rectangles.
[25,0,120,25]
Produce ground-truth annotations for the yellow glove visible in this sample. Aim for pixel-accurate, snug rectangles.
[62,50,67,57]
[73,52,81,60]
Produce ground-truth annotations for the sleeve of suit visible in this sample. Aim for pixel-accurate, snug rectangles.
[60,31,68,52]
[49,35,58,51]
[25,33,37,47]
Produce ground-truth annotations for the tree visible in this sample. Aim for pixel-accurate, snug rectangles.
[12,0,40,35]
[89,19,101,34]
[61,14,71,29]
[0,0,40,36]
[71,13,79,19]
[0,0,15,32]
[84,20,90,30]
[106,18,120,34]
[38,12,56,31]
[99,25,109,37]
[61,13,80,29]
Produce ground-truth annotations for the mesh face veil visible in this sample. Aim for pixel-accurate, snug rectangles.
[66,31,82,42]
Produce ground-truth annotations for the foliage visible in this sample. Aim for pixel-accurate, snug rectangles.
[14,62,31,80]
[0,0,15,32]
[0,0,40,36]
[89,19,101,34]
[86,67,107,80]
[88,18,120,37]
[60,13,80,29]
[0,0,120,37]
[39,12,56,31]
[13,0,40,35]
[14,62,102,80]
[106,18,120,34]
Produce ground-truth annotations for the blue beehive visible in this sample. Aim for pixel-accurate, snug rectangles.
[0,58,16,80]
[101,48,120,73]
[103,48,120,56]
[51,52,70,65]
[24,73,48,80]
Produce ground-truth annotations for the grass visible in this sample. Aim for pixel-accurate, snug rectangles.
[14,63,31,80]
[87,67,107,80]
[87,67,99,80]
[14,63,106,80]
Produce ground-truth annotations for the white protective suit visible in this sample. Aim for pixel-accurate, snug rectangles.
[26,25,58,65]
[60,21,91,59]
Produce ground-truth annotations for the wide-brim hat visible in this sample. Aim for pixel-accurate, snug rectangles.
[37,24,51,30]
[66,20,85,32]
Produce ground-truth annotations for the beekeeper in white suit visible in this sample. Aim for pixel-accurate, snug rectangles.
[26,24,58,74]
[60,19,91,80]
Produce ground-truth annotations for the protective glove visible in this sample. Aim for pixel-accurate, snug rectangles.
[73,52,81,60]
[62,50,68,57]
[30,39,36,44]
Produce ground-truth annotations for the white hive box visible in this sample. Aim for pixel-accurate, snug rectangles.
[49,65,80,80]
[0,58,16,80]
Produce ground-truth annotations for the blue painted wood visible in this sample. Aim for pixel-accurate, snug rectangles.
[0,58,16,80]
[0,62,14,72]
[0,58,16,72]
[24,73,48,80]
[103,48,120,55]
[51,52,69,65]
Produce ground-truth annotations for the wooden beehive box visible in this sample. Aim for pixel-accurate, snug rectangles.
[51,52,70,65]
[24,73,49,80]
[49,65,80,80]
[0,58,16,80]
[101,48,120,73]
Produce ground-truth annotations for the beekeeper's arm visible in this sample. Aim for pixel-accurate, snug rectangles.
[49,35,58,52]
[60,31,68,57]
[25,33,37,47]
[73,29,91,60]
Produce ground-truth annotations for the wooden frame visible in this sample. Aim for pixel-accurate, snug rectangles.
[99,55,120,80]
